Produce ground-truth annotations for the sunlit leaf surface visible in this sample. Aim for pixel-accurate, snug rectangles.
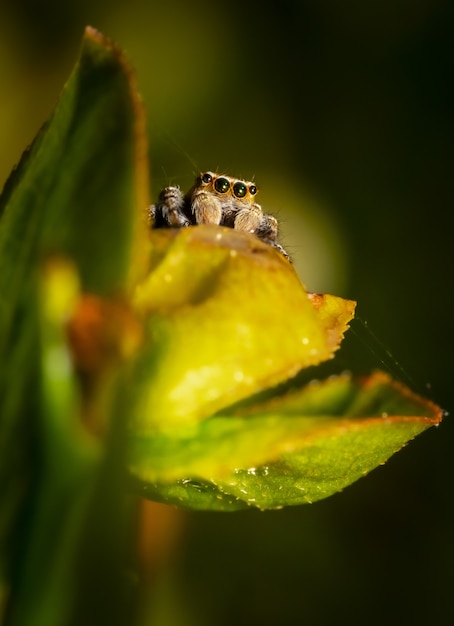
[132,226,356,430]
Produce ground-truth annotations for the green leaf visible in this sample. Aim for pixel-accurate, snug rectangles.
[127,224,442,512]
[130,371,442,511]
[0,28,148,302]
[0,27,146,625]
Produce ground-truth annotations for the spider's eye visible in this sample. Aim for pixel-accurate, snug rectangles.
[201,172,213,184]
[214,177,230,193]
[233,181,247,198]
[249,184,257,196]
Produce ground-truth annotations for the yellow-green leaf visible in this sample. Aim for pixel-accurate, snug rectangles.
[131,226,356,431]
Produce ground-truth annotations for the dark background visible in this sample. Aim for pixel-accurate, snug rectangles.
[1,1,452,624]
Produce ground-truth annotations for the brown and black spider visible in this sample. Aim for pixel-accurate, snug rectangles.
[149,171,290,260]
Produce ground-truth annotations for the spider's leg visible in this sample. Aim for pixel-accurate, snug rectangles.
[267,240,292,261]
[255,213,279,241]
[255,213,292,261]
[150,186,191,228]
[192,190,223,225]
[148,203,158,225]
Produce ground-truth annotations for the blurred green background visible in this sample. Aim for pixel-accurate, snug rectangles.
[1,1,452,624]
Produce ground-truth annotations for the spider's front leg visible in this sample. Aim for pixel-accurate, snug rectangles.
[149,186,191,228]
[191,190,223,225]
[255,213,291,261]
[255,213,279,241]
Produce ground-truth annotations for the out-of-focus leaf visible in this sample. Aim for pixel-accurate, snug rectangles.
[0,28,148,303]
[130,371,442,511]
[131,226,356,431]
[0,27,147,626]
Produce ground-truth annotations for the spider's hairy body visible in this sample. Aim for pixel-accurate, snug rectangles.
[149,171,290,260]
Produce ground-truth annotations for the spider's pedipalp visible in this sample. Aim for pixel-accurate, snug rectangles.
[233,203,263,233]
[191,190,223,225]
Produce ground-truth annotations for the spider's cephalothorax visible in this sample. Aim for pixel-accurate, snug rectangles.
[149,172,290,260]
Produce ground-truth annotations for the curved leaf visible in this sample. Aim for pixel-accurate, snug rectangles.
[131,226,356,431]
[130,372,442,511]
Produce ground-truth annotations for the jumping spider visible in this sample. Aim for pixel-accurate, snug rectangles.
[149,172,290,260]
